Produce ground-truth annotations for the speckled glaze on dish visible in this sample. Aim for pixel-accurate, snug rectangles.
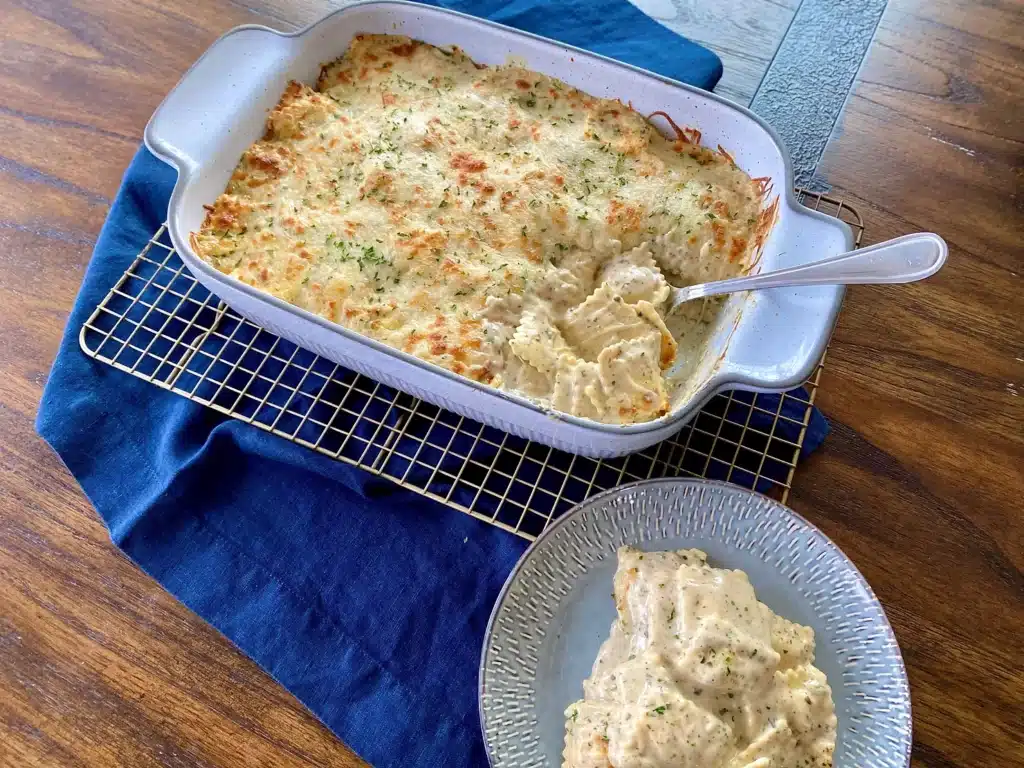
[479,479,911,767]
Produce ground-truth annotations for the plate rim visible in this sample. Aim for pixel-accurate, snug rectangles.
[478,477,912,768]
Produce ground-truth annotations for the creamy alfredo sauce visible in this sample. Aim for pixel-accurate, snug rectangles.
[563,547,836,768]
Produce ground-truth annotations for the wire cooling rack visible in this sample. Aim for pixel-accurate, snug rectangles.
[80,190,863,540]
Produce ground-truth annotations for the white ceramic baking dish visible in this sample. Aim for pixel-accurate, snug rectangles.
[144,0,851,459]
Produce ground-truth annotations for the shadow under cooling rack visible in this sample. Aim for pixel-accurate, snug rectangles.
[81,191,863,540]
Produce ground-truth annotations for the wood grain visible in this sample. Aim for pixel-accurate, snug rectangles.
[634,0,799,104]
[0,0,1020,767]
[791,0,1024,766]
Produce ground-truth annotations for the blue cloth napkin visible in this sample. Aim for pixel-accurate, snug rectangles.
[37,4,825,766]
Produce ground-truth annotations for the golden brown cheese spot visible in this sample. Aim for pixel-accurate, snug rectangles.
[201,196,251,234]
[468,364,494,384]
[359,170,393,200]
[729,236,748,263]
[242,145,290,178]
[428,333,447,357]
[606,199,644,233]
[711,220,727,250]
[450,152,487,173]
[389,41,419,57]
[397,229,448,260]
[265,81,332,139]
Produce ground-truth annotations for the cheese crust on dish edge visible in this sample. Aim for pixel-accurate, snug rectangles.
[192,34,774,425]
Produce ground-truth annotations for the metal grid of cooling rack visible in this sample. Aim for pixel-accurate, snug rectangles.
[80,190,863,540]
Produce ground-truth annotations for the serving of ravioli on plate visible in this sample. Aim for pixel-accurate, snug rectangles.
[192,34,773,424]
[479,480,912,768]
[563,547,837,768]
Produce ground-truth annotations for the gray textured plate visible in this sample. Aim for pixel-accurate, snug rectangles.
[479,479,911,767]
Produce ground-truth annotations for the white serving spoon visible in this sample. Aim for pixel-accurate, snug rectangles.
[667,232,948,314]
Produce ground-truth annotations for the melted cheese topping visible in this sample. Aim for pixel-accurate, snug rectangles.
[193,34,770,424]
[564,547,837,768]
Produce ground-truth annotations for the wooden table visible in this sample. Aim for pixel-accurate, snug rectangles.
[2,0,1021,766]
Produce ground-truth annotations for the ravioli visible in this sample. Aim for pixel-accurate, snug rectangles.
[192,34,771,424]
[564,547,837,768]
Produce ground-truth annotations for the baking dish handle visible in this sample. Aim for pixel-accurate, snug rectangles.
[144,26,294,176]
[718,203,854,391]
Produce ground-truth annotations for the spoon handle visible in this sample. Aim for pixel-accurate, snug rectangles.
[671,232,948,308]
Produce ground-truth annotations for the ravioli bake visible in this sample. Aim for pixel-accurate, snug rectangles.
[563,547,837,768]
[192,34,774,425]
